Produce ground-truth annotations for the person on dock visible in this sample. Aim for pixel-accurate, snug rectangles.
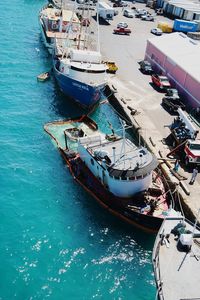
[173,159,180,173]
[189,167,198,185]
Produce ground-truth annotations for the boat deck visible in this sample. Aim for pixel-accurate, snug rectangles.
[44,117,98,150]
[153,218,200,300]
[46,31,69,38]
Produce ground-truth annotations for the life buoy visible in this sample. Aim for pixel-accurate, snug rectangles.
[63,21,68,26]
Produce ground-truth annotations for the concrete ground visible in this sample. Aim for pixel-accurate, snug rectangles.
[98,2,200,219]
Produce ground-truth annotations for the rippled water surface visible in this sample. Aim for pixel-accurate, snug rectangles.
[0,0,156,299]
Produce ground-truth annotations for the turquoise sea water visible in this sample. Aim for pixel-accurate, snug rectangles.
[0,1,156,299]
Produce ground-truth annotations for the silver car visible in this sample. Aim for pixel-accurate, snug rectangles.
[151,28,163,35]
[123,9,134,18]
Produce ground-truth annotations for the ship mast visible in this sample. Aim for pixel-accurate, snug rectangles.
[96,1,100,52]
[119,119,126,168]
[61,0,78,58]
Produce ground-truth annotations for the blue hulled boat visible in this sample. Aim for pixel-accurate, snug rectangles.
[52,2,107,109]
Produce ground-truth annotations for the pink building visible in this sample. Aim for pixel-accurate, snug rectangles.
[145,32,200,108]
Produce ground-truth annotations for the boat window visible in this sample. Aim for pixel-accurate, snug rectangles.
[71,66,105,73]
[91,158,94,165]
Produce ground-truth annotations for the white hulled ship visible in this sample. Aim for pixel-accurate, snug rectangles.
[76,121,157,196]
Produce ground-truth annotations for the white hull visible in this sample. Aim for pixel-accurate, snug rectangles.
[78,134,157,197]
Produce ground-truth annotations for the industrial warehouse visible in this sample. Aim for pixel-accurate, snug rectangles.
[156,0,200,21]
[145,32,200,107]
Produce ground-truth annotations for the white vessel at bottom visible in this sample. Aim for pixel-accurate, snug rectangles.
[75,122,158,197]
[45,116,172,233]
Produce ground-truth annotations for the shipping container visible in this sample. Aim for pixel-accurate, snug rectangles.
[156,0,163,8]
[183,10,194,21]
[98,2,115,20]
[173,19,198,32]
[173,6,183,18]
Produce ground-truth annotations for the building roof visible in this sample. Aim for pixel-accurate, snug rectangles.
[148,32,200,83]
[167,0,200,11]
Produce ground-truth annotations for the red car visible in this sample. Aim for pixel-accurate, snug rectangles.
[113,27,131,35]
[151,74,171,90]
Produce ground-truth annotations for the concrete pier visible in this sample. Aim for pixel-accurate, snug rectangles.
[104,82,200,222]
[97,2,199,222]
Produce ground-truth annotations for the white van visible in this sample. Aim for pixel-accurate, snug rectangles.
[123,9,134,18]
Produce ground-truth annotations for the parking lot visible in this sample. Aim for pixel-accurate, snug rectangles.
[99,2,174,136]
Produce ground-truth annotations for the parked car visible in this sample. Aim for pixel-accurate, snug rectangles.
[156,8,163,15]
[151,74,171,90]
[135,9,147,18]
[162,89,186,112]
[151,28,163,35]
[162,97,186,113]
[113,1,128,7]
[113,27,131,35]
[105,61,118,73]
[139,60,153,74]
[165,88,180,100]
[117,22,128,28]
[141,14,154,21]
[113,1,120,7]
[123,9,134,18]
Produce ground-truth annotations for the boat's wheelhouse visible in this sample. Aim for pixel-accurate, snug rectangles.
[78,134,158,197]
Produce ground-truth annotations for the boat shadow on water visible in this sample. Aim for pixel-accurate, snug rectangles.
[50,82,87,118]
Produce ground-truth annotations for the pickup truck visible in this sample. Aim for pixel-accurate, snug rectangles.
[162,88,186,113]
[141,14,154,21]
[113,27,131,35]
[168,109,200,166]
[139,60,153,74]
[162,97,186,113]
[151,74,171,90]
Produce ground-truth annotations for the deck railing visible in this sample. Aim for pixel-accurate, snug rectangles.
[153,237,165,300]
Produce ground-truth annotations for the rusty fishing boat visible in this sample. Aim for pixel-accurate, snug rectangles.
[44,115,174,233]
